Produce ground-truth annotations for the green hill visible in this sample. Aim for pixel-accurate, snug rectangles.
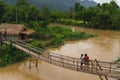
[4,0,97,11]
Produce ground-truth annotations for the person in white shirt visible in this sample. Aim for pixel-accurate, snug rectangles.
[80,54,83,69]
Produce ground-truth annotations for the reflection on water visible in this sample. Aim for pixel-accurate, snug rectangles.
[49,24,120,62]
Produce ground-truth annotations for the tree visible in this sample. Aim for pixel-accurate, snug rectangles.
[91,11,111,29]
[111,11,120,30]
[3,6,16,23]
[0,0,6,23]
[51,11,68,22]
[74,2,85,13]
[3,2,40,23]
[79,8,96,24]
[101,1,119,14]
[109,1,119,11]
[96,3,101,8]
[16,0,29,6]
[74,2,85,19]
[40,7,51,21]
[28,6,40,21]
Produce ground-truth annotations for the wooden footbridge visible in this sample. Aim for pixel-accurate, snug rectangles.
[3,41,120,80]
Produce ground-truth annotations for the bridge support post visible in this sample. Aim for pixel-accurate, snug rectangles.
[77,61,78,71]
[109,63,111,72]
[91,61,94,73]
[29,60,31,68]
[49,55,51,63]
[35,58,38,67]
[62,58,64,67]
[73,58,74,65]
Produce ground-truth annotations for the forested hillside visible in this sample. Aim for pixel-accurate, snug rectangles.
[4,0,97,11]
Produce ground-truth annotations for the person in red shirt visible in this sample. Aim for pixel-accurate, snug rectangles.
[83,54,89,71]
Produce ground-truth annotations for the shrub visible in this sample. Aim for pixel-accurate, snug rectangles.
[0,43,28,67]
[29,40,42,48]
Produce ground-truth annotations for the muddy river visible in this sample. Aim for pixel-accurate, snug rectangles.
[0,24,119,80]
[50,24,120,62]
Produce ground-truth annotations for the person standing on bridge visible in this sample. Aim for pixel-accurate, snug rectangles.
[83,54,89,71]
[80,54,84,69]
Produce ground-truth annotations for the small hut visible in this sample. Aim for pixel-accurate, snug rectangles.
[0,23,35,41]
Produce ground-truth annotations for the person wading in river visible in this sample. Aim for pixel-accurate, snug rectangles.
[80,54,84,70]
[83,54,89,71]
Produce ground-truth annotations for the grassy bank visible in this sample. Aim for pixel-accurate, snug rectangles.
[56,18,84,26]
[0,43,28,67]
[28,25,95,48]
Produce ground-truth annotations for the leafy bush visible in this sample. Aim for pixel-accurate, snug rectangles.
[28,40,42,48]
[40,21,49,28]
[49,34,64,47]
[0,43,28,67]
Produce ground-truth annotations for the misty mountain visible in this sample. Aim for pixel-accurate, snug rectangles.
[4,0,97,11]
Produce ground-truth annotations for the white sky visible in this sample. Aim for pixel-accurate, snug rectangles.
[93,0,120,6]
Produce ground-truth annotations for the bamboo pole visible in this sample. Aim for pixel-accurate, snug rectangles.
[35,58,38,67]
[29,59,31,68]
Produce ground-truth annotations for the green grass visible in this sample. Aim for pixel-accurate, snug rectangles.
[28,25,95,48]
[57,18,84,26]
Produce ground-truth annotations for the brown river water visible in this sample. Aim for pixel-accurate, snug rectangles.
[0,24,120,80]
[49,24,120,62]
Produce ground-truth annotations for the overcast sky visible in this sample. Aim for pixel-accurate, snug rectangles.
[93,0,120,6]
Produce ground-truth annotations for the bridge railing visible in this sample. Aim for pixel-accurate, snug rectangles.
[12,41,43,55]
[18,41,45,52]
[96,60,120,72]
[50,52,120,73]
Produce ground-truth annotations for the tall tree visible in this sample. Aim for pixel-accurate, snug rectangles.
[102,1,119,14]
[111,11,120,30]
[0,0,6,23]
[74,2,85,13]
[40,7,51,20]
[29,6,40,21]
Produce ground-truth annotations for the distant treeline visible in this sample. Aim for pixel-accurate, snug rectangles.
[0,0,120,30]
[74,1,120,30]
[4,0,97,11]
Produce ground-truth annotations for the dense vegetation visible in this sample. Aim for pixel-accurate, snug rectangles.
[0,43,28,67]
[0,0,120,30]
[74,1,120,30]
[0,0,95,48]
[55,1,120,30]
[28,26,94,48]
